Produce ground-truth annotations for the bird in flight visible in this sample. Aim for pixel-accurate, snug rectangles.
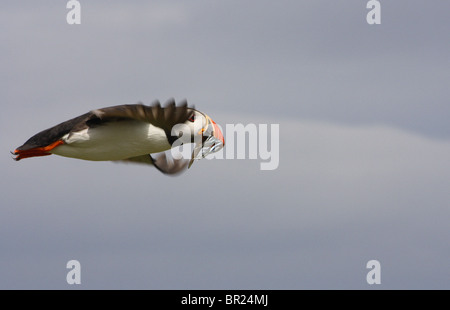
[12,99,224,175]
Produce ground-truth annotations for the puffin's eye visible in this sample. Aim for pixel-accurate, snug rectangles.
[188,114,196,122]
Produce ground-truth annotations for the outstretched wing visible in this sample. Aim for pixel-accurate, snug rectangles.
[88,99,193,144]
[15,99,194,152]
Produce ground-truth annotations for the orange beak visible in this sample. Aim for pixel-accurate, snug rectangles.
[188,114,225,169]
[210,118,225,147]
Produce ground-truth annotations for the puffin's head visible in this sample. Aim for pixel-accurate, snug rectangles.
[177,108,224,167]
[185,109,224,145]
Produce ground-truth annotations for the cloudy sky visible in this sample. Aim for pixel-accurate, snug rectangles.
[1,0,449,289]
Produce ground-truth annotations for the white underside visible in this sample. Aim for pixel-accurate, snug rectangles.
[51,120,171,161]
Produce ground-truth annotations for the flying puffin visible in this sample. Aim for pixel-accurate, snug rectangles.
[12,99,224,175]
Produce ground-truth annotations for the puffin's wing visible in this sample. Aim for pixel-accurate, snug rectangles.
[15,99,193,152]
[119,152,189,175]
[89,99,193,140]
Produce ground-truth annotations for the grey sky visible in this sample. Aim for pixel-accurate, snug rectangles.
[1,1,449,289]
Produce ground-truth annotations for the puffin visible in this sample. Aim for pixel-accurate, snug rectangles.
[12,99,224,175]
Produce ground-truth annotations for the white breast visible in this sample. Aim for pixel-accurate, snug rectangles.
[51,120,171,161]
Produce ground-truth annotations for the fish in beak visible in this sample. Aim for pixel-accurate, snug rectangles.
[189,114,225,168]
